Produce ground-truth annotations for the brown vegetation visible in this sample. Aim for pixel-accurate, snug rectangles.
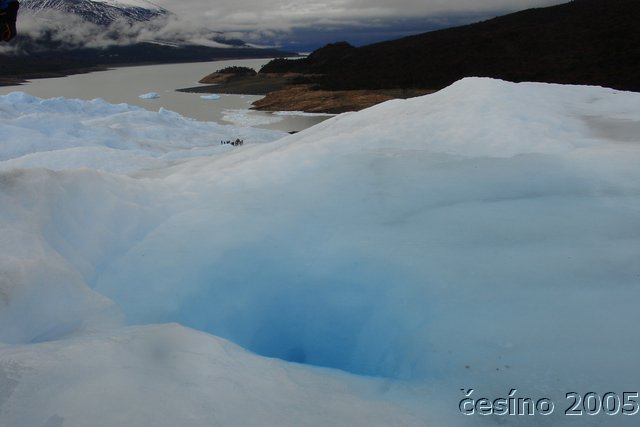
[253,86,431,114]
[198,66,258,84]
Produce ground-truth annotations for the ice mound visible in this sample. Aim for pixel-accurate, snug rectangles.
[0,324,423,426]
[200,94,221,100]
[139,92,160,99]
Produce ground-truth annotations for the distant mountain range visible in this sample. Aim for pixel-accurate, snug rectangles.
[262,0,640,92]
[21,0,168,26]
[17,0,252,49]
[0,0,295,85]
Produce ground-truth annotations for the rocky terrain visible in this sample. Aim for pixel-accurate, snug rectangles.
[180,67,430,113]
[252,86,431,114]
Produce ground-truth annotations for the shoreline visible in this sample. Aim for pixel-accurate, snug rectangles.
[0,54,297,87]
[177,73,291,96]
[2,60,434,114]
[0,65,111,87]
[178,73,434,114]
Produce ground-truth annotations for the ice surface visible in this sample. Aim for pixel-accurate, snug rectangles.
[138,92,160,99]
[1,78,640,426]
[200,94,221,100]
[0,92,285,173]
[0,325,423,427]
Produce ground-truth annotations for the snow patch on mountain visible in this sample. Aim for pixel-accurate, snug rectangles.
[91,0,163,11]
[21,0,169,26]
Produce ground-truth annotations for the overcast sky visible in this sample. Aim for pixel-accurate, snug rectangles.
[146,0,570,50]
[151,0,567,28]
[11,0,571,53]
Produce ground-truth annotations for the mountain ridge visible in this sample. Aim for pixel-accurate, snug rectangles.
[0,0,297,85]
[21,0,168,25]
[261,0,640,92]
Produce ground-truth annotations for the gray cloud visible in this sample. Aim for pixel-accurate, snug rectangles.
[150,0,570,48]
[151,0,568,30]
[8,10,242,51]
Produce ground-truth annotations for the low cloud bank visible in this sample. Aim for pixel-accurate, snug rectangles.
[6,10,257,52]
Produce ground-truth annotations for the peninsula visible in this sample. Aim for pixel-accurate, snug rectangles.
[178,63,431,113]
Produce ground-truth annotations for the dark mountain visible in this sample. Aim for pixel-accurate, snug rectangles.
[262,0,640,92]
[0,44,296,85]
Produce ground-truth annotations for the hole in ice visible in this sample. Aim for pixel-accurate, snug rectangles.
[99,242,425,380]
[174,251,422,379]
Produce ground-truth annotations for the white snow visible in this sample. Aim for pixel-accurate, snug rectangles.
[91,0,164,11]
[0,324,422,427]
[199,94,221,100]
[138,92,160,99]
[1,78,640,426]
[0,92,284,173]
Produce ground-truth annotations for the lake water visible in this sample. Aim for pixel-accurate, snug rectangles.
[0,59,332,133]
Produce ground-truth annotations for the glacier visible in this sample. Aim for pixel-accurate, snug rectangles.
[1,78,639,426]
